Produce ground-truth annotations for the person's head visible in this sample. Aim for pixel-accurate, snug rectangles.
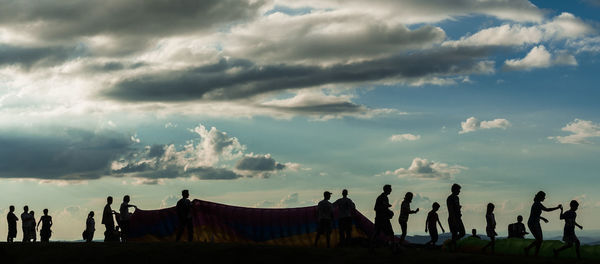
[404,192,413,202]
[88,211,94,218]
[472,229,477,235]
[23,205,28,212]
[451,183,461,195]
[43,208,48,215]
[486,203,495,214]
[534,191,546,202]
[517,215,523,223]
[182,190,189,199]
[570,200,580,211]
[107,196,113,204]
[432,202,440,211]
[9,205,14,212]
[383,184,392,195]
[30,211,35,216]
[123,195,130,203]
[342,189,348,197]
[324,191,332,200]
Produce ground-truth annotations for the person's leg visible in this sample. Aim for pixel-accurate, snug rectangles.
[176,219,184,241]
[325,229,331,248]
[345,218,352,242]
[575,240,581,259]
[553,242,573,257]
[399,220,407,241]
[187,220,194,242]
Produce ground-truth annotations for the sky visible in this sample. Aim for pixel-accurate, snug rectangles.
[0,0,600,240]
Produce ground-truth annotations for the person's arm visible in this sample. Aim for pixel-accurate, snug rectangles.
[575,221,583,230]
[37,218,41,229]
[542,204,561,212]
[438,219,445,233]
[410,208,419,214]
[559,207,565,219]
[49,217,53,227]
[425,214,430,232]
[540,216,549,223]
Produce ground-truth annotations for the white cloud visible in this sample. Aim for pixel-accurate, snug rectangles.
[504,45,577,71]
[381,157,466,180]
[444,13,594,48]
[459,117,511,134]
[390,133,421,142]
[549,119,600,144]
[568,36,600,53]
[160,195,179,208]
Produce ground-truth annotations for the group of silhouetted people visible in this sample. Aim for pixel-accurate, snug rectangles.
[5,205,53,243]
[3,186,585,259]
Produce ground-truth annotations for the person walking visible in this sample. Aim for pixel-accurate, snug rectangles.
[398,192,419,242]
[370,185,395,250]
[447,183,465,250]
[524,191,561,257]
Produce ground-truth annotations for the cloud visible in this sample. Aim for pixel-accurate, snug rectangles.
[160,195,179,208]
[382,157,466,180]
[444,13,594,47]
[503,45,577,71]
[0,128,133,180]
[548,119,600,144]
[102,47,495,102]
[390,133,421,142]
[568,36,600,53]
[459,117,511,134]
[253,192,313,208]
[0,44,86,68]
[235,153,286,177]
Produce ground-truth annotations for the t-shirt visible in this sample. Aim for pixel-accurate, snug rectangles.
[446,194,461,219]
[399,200,411,222]
[120,203,131,221]
[40,215,52,230]
[317,200,333,220]
[176,198,192,220]
[562,210,576,233]
[374,193,392,219]
[333,197,355,218]
[7,212,17,228]
[86,217,95,232]
[102,204,114,226]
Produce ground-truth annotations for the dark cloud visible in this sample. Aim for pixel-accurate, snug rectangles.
[0,129,133,179]
[0,44,86,68]
[0,0,263,48]
[103,47,493,102]
[235,154,285,172]
[263,101,364,115]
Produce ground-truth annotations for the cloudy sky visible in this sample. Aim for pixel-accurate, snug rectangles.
[1,0,600,240]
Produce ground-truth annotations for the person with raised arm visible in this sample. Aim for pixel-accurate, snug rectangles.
[553,200,583,259]
[524,191,561,257]
[398,192,419,242]
[119,195,137,242]
[102,196,117,242]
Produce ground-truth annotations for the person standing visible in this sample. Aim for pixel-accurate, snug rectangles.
[37,209,52,242]
[370,185,394,250]
[333,189,355,246]
[425,202,444,246]
[119,195,137,243]
[553,200,583,259]
[28,211,37,242]
[85,211,95,242]
[176,190,193,242]
[398,192,419,241]
[102,196,116,242]
[482,203,497,253]
[447,183,465,250]
[314,191,334,248]
[6,205,18,242]
[21,206,31,242]
[524,191,561,257]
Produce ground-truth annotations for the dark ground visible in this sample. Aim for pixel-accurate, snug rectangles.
[0,242,594,264]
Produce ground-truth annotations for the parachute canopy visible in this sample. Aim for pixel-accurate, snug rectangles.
[129,199,376,246]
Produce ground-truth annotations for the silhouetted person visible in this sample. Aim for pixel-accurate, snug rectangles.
[37,209,52,242]
[370,184,394,250]
[425,202,444,246]
[524,191,561,257]
[102,196,117,242]
[482,203,497,253]
[7,205,18,242]
[508,215,528,238]
[470,229,481,239]
[176,190,193,242]
[447,183,465,250]
[28,211,36,242]
[85,211,95,242]
[398,192,419,241]
[333,189,355,246]
[119,195,137,242]
[553,200,583,259]
[314,191,333,248]
[21,206,31,242]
